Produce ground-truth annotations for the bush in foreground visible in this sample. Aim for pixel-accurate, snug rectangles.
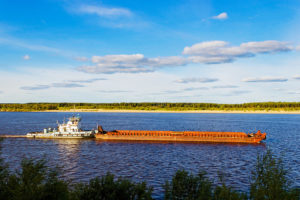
[250,150,299,200]
[71,173,153,200]
[164,170,247,200]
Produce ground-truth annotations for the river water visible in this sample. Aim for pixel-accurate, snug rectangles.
[0,112,299,199]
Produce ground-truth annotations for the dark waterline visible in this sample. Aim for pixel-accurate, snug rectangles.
[0,112,299,199]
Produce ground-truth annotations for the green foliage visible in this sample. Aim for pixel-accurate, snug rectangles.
[164,170,247,200]
[71,173,153,200]
[164,170,213,200]
[2,102,300,112]
[214,184,248,200]
[250,150,300,200]
[0,138,9,200]
[4,159,69,200]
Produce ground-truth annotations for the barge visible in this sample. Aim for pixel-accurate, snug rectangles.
[27,115,95,139]
[26,115,266,143]
[95,127,266,144]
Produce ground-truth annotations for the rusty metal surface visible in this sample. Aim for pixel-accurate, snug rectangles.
[95,130,266,144]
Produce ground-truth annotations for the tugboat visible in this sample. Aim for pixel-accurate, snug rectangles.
[27,115,96,139]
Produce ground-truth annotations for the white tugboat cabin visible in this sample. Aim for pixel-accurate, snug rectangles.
[27,115,96,139]
[58,116,81,133]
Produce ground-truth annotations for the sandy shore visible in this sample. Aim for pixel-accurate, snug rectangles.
[31,109,300,114]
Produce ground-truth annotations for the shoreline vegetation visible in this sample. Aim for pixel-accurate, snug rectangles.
[1,102,300,114]
[0,140,299,200]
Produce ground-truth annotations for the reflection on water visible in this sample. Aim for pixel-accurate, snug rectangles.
[0,112,300,198]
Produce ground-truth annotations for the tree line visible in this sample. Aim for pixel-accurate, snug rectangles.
[1,102,300,111]
[0,139,299,199]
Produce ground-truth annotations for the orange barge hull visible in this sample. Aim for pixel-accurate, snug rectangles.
[95,129,266,144]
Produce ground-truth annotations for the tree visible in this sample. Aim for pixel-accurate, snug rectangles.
[71,172,153,200]
[250,150,300,200]
[164,170,213,200]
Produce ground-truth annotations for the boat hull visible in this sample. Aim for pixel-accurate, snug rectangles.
[95,130,266,144]
[26,132,95,139]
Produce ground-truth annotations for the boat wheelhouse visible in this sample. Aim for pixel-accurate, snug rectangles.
[27,115,95,139]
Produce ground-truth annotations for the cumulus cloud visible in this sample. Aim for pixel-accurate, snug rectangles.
[78,65,154,74]
[212,12,228,20]
[242,77,288,82]
[79,54,188,74]
[78,40,294,74]
[23,54,30,60]
[77,4,132,18]
[183,40,292,64]
[175,78,218,83]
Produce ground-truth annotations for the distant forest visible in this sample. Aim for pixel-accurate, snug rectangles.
[1,102,300,112]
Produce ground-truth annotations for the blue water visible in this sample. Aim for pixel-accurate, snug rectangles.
[0,112,299,199]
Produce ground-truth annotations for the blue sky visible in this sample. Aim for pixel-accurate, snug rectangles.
[0,0,300,103]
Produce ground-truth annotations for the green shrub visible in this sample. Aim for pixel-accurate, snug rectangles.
[71,172,153,200]
[250,150,300,200]
[5,159,69,200]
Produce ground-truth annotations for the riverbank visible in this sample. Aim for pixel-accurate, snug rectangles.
[2,102,300,113]
[18,109,300,114]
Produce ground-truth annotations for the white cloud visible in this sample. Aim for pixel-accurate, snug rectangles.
[175,78,218,83]
[183,40,292,64]
[98,90,131,93]
[79,54,188,74]
[183,87,209,91]
[296,45,300,51]
[20,82,85,91]
[212,12,228,20]
[52,83,85,88]
[240,41,292,53]
[223,90,251,96]
[78,40,294,74]
[69,78,106,83]
[293,75,300,80]
[20,85,51,90]
[188,55,234,64]
[91,54,146,65]
[78,65,154,74]
[212,85,238,89]
[288,91,300,95]
[23,54,30,60]
[67,3,149,29]
[242,77,288,82]
[78,4,132,18]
